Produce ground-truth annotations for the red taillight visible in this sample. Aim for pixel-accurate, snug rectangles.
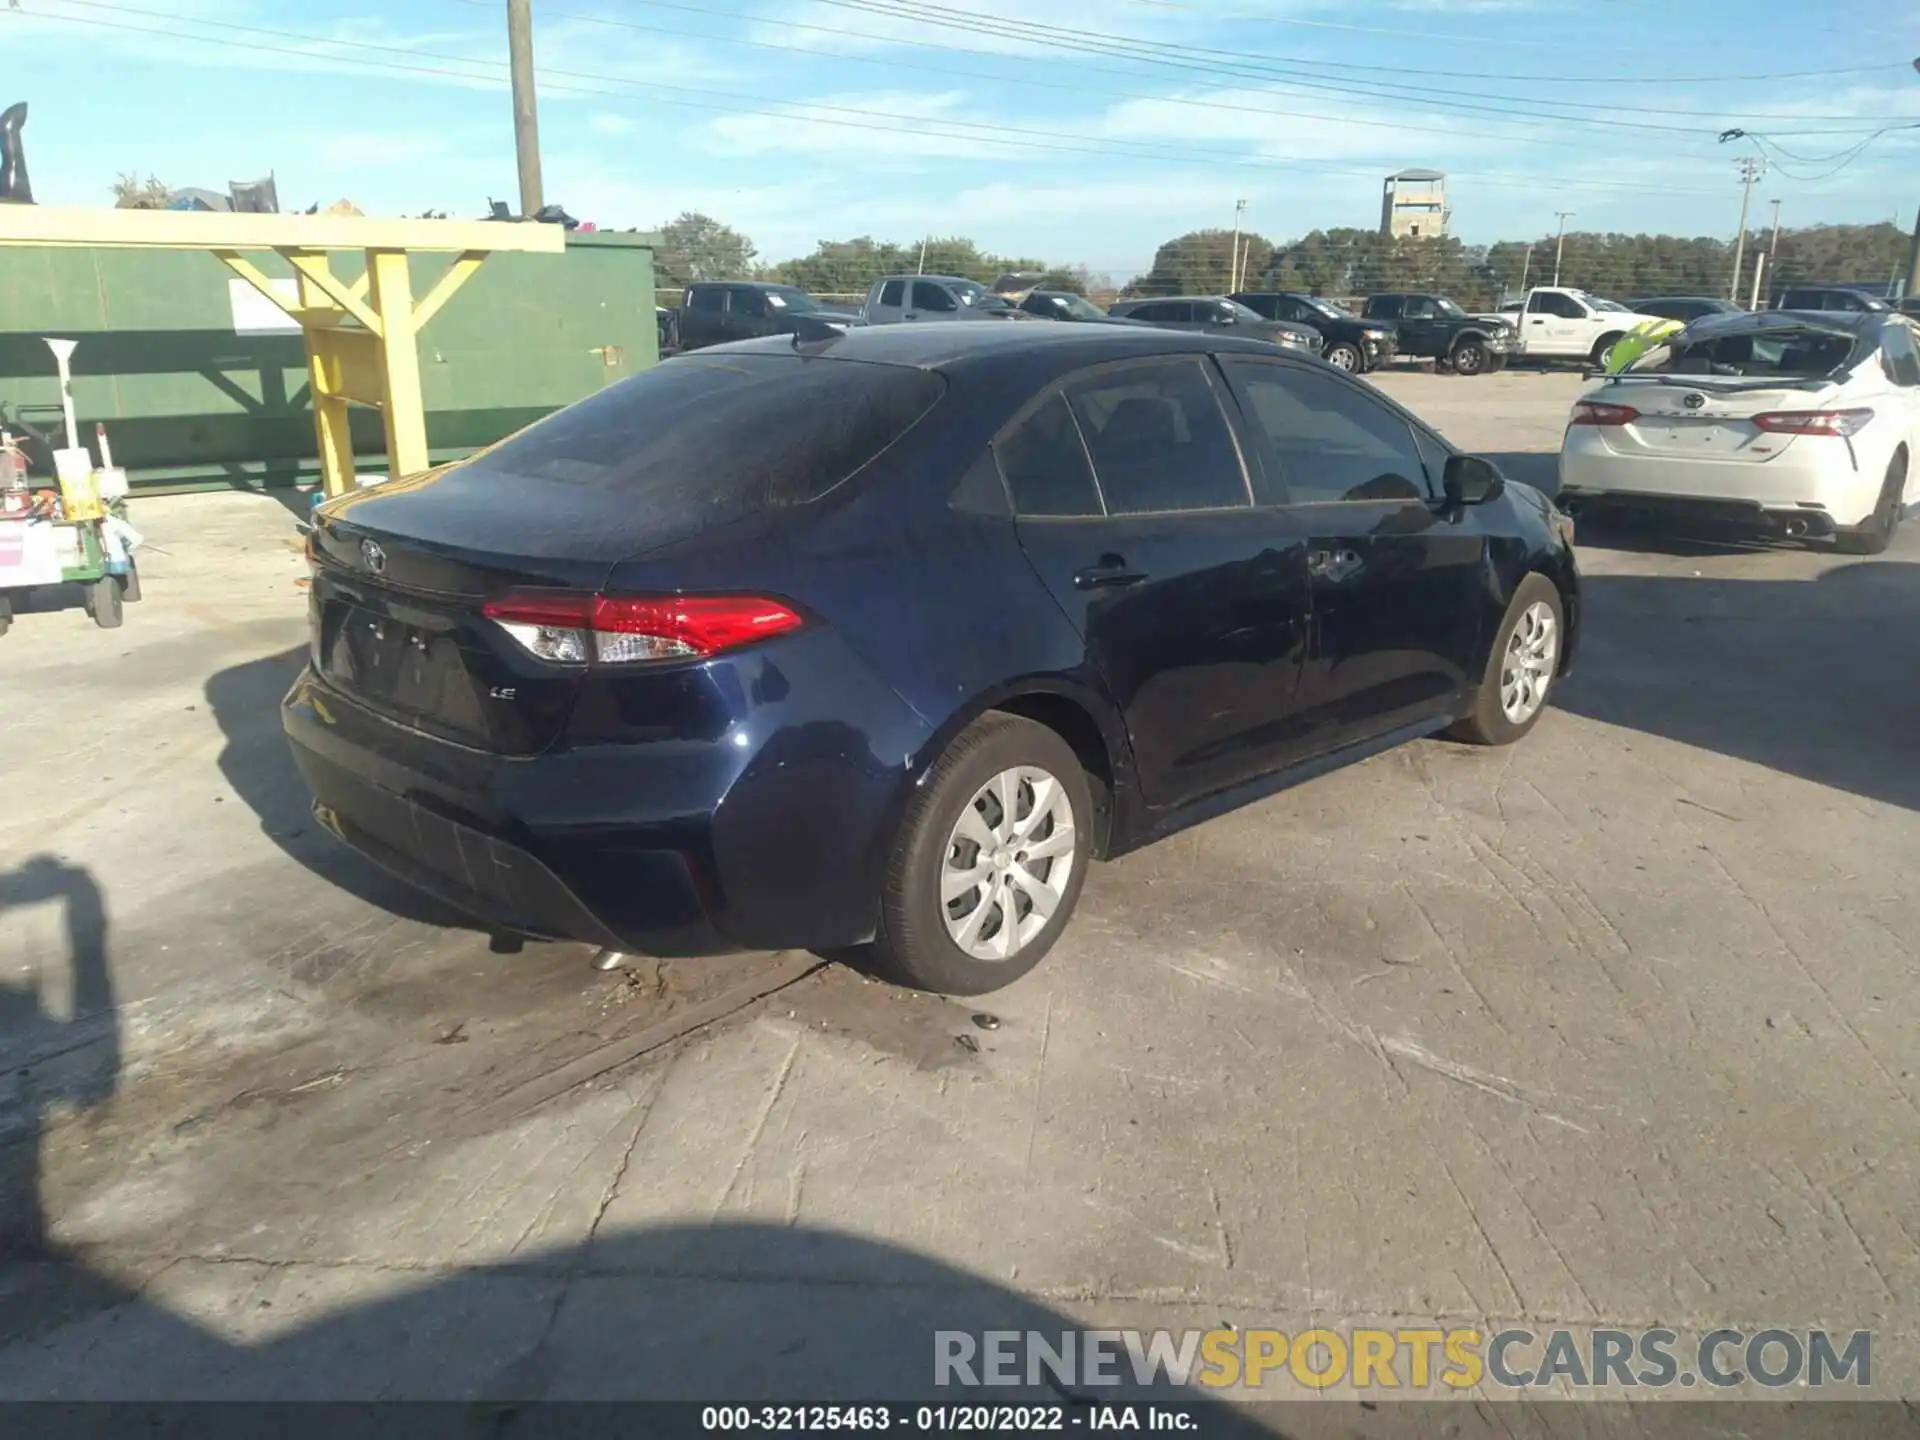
[482,591,805,664]
[1751,408,1874,437]
[1570,401,1638,427]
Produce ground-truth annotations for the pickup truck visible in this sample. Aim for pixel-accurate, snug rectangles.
[1360,293,1515,375]
[675,281,858,352]
[1503,286,1666,368]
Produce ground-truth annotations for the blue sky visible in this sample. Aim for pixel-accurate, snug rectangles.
[7,0,1920,280]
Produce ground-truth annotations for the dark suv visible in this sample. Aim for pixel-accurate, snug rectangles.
[1361,293,1514,376]
[677,281,853,351]
[1106,296,1323,355]
[1770,286,1892,314]
[1229,292,1397,373]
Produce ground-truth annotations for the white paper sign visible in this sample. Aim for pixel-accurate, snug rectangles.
[229,277,302,335]
[0,520,66,587]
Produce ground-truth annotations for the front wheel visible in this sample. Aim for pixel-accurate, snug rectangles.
[1450,339,1489,376]
[1590,333,1624,371]
[1834,451,1906,556]
[1448,574,1564,746]
[871,713,1092,995]
[1324,341,1362,372]
[86,576,125,630]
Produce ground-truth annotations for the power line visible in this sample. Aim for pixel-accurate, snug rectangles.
[438,0,1689,156]
[803,0,1911,131]
[18,2,1777,199]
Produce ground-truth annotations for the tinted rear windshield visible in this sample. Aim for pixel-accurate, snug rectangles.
[1635,325,1868,379]
[464,354,945,535]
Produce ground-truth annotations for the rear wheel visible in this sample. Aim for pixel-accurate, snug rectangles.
[1324,341,1362,372]
[0,594,11,637]
[1450,339,1489,376]
[1834,451,1906,556]
[86,576,124,630]
[1448,574,1564,746]
[871,713,1091,995]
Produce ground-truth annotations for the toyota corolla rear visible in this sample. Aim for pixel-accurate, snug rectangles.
[284,350,947,956]
[1558,316,1889,534]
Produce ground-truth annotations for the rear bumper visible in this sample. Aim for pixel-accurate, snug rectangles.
[1559,432,1883,530]
[282,636,934,957]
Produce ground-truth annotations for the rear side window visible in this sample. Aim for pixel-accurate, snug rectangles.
[1366,296,1404,319]
[1064,359,1249,515]
[996,393,1102,518]
[878,279,905,306]
[465,355,945,539]
[689,287,724,313]
[1882,323,1920,386]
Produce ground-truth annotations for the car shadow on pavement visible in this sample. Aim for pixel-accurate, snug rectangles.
[1561,558,1920,812]
[205,646,475,932]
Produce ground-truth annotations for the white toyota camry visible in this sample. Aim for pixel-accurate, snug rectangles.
[1557,310,1920,554]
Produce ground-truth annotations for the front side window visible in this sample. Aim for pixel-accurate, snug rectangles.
[1221,358,1433,507]
[1403,297,1437,320]
[729,287,768,318]
[914,280,958,312]
[1062,359,1249,515]
[1879,323,1920,386]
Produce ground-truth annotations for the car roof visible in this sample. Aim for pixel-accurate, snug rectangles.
[875,273,973,285]
[1680,308,1882,338]
[1112,295,1230,305]
[704,321,1279,371]
[1632,295,1726,303]
[690,279,802,290]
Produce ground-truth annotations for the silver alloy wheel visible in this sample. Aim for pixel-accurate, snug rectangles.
[1326,343,1360,372]
[941,765,1077,961]
[1500,601,1558,724]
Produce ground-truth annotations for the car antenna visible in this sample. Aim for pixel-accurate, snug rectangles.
[789,314,850,351]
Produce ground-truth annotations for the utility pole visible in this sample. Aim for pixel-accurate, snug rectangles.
[507,0,544,217]
[1552,211,1573,286]
[1728,155,1763,305]
[1908,58,1920,299]
[1517,242,1533,297]
[916,237,928,275]
[1229,199,1247,292]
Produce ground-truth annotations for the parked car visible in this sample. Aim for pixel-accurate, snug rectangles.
[1106,296,1323,355]
[863,274,1022,324]
[1361,292,1514,375]
[287,324,1578,995]
[1229,291,1398,373]
[1770,285,1892,314]
[1626,296,1744,324]
[1501,287,1670,369]
[675,281,854,352]
[1558,308,1920,553]
[1016,289,1150,325]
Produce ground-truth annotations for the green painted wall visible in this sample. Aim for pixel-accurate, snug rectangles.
[0,230,656,492]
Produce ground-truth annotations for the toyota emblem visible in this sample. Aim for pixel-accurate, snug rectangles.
[361,539,387,574]
[1681,392,1706,411]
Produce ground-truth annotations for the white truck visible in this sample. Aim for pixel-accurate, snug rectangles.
[1505,286,1668,369]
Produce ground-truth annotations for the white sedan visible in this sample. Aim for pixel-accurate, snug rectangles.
[1557,310,1920,554]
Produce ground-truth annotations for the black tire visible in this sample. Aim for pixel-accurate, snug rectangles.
[121,563,142,602]
[0,595,11,638]
[1834,451,1906,556]
[87,575,125,630]
[871,712,1093,995]
[1450,339,1489,376]
[1590,333,1625,370]
[1324,341,1363,373]
[1447,574,1564,747]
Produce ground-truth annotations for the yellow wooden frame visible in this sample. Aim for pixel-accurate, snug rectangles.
[0,207,565,499]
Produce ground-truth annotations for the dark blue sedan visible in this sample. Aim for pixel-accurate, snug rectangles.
[286,324,1579,994]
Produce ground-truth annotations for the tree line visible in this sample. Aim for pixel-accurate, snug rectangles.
[649,210,1911,308]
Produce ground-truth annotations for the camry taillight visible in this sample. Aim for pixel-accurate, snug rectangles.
[482,591,805,664]
[1751,408,1874,437]
[1569,401,1638,427]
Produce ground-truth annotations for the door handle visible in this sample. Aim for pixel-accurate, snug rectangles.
[1307,548,1362,581]
[1074,560,1148,590]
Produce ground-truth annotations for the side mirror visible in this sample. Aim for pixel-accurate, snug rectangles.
[1443,453,1505,506]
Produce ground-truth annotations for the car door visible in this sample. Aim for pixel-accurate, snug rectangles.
[1217,354,1489,752]
[867,278,906,325]
[1880,321,1920,498]
[910,279,960,322]
[1398,296,1446,356]
[725,285,770,340]
[1525,290,1586,355]
[680,285,726,350]
[996,356,1314,809]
